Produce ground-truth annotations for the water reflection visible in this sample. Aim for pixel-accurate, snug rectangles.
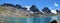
[0,16,60,23]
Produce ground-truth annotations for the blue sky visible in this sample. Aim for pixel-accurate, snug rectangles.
[0,0,60,10]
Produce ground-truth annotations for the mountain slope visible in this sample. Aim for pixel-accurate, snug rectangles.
[0,6,32,18]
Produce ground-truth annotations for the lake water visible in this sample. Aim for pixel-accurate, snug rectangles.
[1,16,60,23]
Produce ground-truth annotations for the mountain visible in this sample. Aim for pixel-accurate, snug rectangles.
[30,5,40,12]
[15,4,22,9]
[42,7,51,14]
[0,3,59,18]
[0,3,35,18]
[51,10,57,14]
[56,10,60,13]
[0,3,15,7]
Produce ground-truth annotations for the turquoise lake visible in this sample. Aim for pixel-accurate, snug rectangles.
[1,16,60,23]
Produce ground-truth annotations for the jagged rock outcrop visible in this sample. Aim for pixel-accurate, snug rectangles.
[30,5,40,12]
[42,7,51,14]
[0,3,15,7]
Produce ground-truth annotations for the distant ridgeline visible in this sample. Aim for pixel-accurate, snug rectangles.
[0,3,60,18]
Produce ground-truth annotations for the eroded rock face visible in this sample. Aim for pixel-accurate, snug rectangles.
[0,6,32,18]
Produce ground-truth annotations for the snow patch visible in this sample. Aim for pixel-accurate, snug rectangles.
[24,6,31,11]
[51,10,57,14]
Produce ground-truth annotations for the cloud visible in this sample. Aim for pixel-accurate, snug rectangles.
[54,2,59,6]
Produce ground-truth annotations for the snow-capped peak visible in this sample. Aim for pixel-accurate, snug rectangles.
[24,6,31,11]
[51,10,57,14]
[23,6,34,13]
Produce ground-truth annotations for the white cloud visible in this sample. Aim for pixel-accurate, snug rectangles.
[54,2,59,6]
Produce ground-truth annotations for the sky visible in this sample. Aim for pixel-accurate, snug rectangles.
[0,0,60,10]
